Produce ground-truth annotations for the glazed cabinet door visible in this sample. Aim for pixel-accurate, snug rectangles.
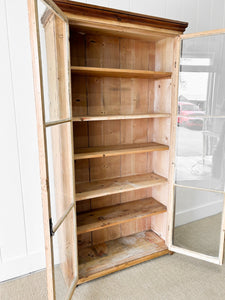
[169,30,225,264]
[28,0,78,299]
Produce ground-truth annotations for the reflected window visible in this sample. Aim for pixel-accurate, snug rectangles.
[179,57,211,114]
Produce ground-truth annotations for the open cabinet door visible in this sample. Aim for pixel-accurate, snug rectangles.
[28,0,78,299]
[169,29,225,265]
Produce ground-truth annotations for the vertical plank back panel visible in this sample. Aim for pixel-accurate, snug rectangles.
[71,33,174,245]
[119,39,156,237]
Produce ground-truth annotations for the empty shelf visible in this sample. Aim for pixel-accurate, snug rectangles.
[71,66,172,79]
[77,197,167,235]
[73,113,171,122]
[78,230,168,284]
[75,172,167,201]
[74,142,169,160]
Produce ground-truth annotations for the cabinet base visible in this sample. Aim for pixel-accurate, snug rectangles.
[77,230,169,285]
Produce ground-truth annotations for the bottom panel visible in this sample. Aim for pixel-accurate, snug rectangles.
[173,186,223,258]
[78,230,168,284]
[53,209,78,299]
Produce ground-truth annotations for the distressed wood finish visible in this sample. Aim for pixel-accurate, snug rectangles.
[74,142,169,160]
[77,198,167,235]
[70,26,174,249]
[29,1,198,295]
[43,11,78,289]
[73,113,171,121]
[167,36,181,247]
[150,37,174,240]
[78,230,168,284]
[54,0,188,33]
[76,173,167,201]
[71,66,171,79]
[27,0,55,299]
[29,0,79,298]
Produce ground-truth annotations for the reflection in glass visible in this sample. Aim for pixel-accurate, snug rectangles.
[173,33,225,259]
[173,186,223,257]
[175,117,225,191]
[179,34,225,117]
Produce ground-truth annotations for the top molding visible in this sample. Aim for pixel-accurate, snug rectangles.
[53,0,188,33]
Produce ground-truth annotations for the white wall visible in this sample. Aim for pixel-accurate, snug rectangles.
[1,0,225,282]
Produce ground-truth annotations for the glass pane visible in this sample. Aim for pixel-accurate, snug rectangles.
[46,122,74,225]
[173,186,223,257]
[37,0,70,122]
[175,117,225,191]
[53,209,78,299]
[179,34,225,117]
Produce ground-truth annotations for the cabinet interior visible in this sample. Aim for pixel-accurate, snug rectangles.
[70,27,174,283]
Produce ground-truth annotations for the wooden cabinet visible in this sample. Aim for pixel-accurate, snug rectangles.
[28,0,225,299]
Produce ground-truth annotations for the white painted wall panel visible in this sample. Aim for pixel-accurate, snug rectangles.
[88,0,109,6]
[180,0,198,33]
[0,0,44,281]
[130,0,167,18]
[165,0,183,22]
[210,0,225,30]
[196,0,212,32]
[0,0,27,263]
[5,0,44,256]
[1,0,225,281]
[109,0,130,11]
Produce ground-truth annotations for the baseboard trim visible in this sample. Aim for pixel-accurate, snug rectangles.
[175,200,223,227]
[0,251,45,282]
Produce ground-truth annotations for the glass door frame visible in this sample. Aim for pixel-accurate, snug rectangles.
[27,0,78,299]
[168,29,225,265]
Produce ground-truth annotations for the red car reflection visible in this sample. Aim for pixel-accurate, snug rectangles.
[177,101,204,129]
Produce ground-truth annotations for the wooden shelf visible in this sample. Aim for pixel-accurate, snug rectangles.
[74,142,169,160]
[78,230,168,284]
[73,113,171,122]
[76,172,167,201]
[71,66,172,79]
[77,197,167,235]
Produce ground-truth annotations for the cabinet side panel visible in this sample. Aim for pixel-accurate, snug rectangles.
[151,37,175,239]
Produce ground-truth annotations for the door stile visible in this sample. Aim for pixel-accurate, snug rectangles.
[167,35,181,248]
[28,0,78,298]
[219,194,225,265]
[27,0,55,298]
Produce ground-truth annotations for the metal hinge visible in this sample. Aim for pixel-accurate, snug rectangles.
[174,61,177,68]
[49,218,54,237]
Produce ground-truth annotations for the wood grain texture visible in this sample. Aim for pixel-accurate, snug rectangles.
[53,0,188,32]
[78,33,122,245]
[71,66,171,79]
[73,113,170,121]
[44,12,77,288]
[44,13,70,122]
[78,248,169,284]
[119,38,153,237]
[150,37,174,240]
[76,173,167,201]
[74,142,169,160]
[27,0,55,298]
[78,230,168,283]
[77,197,167,235]
[68,3,178,264]
[167,37,181,247]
